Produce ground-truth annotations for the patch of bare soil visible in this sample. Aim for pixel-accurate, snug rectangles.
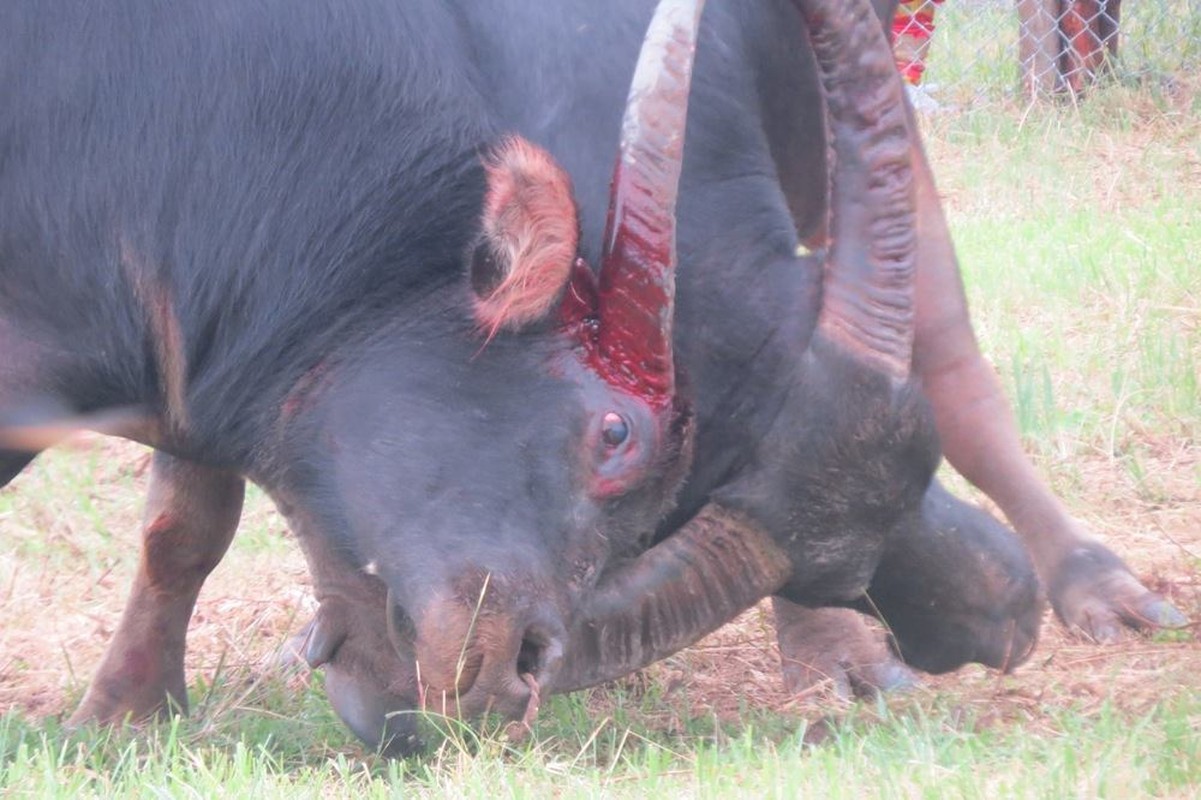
[1,438,1198,737]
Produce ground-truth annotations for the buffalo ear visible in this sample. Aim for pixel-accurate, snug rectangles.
[302,610,347,669]
[470,136,579,335]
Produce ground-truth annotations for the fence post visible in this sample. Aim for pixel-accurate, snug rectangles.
[1018,0,1062,98]
[1098,0,1121,60]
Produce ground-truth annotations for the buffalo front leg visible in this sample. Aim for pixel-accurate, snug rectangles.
[905,107,1185,640]
[69,451,244,724]
[773,481,1043,698]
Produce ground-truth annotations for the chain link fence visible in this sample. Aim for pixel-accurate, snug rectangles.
[893,0,1201,107]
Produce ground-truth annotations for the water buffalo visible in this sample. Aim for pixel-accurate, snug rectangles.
[0,0,1179,755]
[474,0,1184,692]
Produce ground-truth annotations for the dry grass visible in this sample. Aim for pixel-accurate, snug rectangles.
[0,438,315,719]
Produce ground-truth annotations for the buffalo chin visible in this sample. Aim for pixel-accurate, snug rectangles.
[323,667,424,757]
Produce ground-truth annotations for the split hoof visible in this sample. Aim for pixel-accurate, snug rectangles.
[1051,543,1188,643]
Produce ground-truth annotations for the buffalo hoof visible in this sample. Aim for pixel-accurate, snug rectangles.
[879,583,1042,676]
[773,603,917,700]
[1050,539,1188,642]
[275,622,314,672]
[866,557,1044,677]
[66,675,181,729]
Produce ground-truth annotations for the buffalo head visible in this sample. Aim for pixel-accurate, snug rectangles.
[269,0,708,752]
[276,0,930,754]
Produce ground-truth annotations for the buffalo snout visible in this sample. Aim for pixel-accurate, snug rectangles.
[384,570,569,722]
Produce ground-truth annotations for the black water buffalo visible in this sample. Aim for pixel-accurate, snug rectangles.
[0,0,1180,755]
[466,0,1185,692]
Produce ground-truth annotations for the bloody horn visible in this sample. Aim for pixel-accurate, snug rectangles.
[798,0,917,380]
[595,0,706,402]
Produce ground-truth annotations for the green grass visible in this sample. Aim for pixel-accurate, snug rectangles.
[2,688,1198,797]
[922,92,1200,458]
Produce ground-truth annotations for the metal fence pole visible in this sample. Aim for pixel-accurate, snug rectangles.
[1018,0,1062,98]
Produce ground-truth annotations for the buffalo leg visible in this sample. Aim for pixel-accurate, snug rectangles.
[773,602,915,699]
[774,480,1042,695]
[69,451,244,724]
[905,108,1184,640]
[0,449,37,488]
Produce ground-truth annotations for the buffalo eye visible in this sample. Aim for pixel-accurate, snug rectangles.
[601,412,630,447]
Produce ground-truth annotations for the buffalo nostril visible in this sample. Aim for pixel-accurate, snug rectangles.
[516,636,543,676]
[505,621,565,736]
[516,620,565,682]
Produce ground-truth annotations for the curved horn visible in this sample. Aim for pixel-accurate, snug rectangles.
[798,0,917,380]
[594,0,706,402]
[549,504,791,693]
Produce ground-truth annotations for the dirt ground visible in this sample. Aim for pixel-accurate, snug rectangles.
[1,434,1198,733]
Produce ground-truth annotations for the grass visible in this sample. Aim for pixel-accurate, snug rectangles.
[2,690,1199,797]
[2,46,1200,800]
[925,100,1200,453]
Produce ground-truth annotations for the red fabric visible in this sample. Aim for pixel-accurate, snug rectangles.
[893,4,936,41]
[893,0,945,85]
[897,58,926,86]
